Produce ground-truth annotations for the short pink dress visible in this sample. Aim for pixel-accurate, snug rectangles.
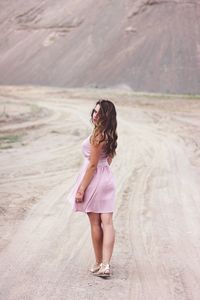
[68,134,116,213]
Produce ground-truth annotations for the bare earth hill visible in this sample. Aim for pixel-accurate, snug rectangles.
[0,0,200,94]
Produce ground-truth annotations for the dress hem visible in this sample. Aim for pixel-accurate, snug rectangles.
[73,208,114,213]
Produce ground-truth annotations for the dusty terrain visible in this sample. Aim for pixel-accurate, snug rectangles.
[0,0,200,94]
[0,86,200,299]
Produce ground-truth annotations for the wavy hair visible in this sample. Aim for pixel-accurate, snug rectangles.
[90,99,118,157]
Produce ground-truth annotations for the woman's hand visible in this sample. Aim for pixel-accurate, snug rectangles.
[75,187,85,203]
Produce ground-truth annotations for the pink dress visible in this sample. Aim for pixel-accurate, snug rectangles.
[68,134,116,213]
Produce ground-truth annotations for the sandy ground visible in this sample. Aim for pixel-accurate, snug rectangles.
[0,86,200,299]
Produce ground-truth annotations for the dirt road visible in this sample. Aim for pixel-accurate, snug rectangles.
[0,86,200,299]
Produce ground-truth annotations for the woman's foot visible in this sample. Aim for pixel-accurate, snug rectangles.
[89,262,102,273]
[94,263,110,278]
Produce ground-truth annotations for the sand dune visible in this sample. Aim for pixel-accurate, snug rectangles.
[0,86,200,299]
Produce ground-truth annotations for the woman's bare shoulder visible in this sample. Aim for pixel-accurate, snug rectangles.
[90,132,106,147]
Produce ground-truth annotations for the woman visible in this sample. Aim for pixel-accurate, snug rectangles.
[68,99,118,278]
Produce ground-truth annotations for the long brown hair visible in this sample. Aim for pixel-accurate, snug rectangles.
[90,99,118,157]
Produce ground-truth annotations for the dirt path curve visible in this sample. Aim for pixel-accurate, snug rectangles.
[0,86,200,299]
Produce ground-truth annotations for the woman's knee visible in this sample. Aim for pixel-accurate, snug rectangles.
[91,224,103,235]
[100,213,114,226]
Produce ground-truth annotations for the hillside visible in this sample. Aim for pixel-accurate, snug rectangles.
[0,0,200,94]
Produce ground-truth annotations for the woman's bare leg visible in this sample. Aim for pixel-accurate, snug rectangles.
[87,212,103,263]
[100,213,115,264]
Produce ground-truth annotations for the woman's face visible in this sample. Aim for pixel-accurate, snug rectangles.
[92,104,100,124]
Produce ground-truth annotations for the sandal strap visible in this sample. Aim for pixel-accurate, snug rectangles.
[100,263,110,273]
[90,262,101,272]
[101,263,110,268]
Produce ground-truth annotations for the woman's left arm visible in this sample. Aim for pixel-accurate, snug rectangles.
[75,140,103,202]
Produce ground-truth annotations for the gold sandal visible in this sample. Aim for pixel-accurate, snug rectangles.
[94,263,110,277]
[89,262,102,273]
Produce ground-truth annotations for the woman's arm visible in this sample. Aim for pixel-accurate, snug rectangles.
[75,137,104,202]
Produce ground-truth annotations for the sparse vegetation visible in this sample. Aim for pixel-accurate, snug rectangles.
[63,88,200,101]
[0,134,23,149]
[30,104,41,114]
[0,104,9,119]
[0,134,20,143]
